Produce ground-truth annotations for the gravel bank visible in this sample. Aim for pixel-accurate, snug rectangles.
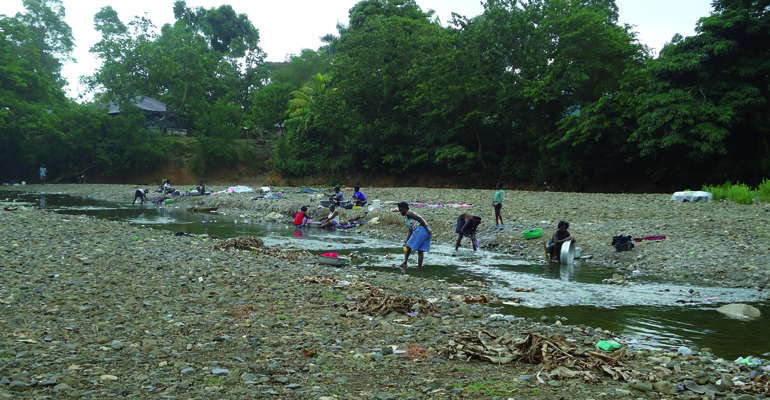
[8,184,770,289]
[2,206,769,399]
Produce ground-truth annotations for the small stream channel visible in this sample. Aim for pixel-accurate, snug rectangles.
[2,190,768,359]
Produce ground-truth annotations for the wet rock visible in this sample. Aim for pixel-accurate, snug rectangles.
[180,367,195,375]
[716,304,761,318]
[9,381,29,391]
[653,381,677,395]
[110,340,125,350]
[630,380,653,392]
[211,368,230,376]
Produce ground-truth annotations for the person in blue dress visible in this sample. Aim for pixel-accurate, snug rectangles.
[398,202,432,275]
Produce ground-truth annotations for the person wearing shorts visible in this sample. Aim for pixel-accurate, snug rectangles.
[455,213,481,251]
[493,182,504,227]
[398,202,432,275]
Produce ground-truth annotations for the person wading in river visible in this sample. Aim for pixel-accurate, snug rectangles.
[398,202,432,275]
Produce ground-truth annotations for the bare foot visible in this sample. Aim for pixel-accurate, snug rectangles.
[399,263,407,273]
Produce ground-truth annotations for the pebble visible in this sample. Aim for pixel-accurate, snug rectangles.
[211,368,230,376]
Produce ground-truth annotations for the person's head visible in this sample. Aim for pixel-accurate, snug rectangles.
[199,180,203,185]
[354,186,360,192]
[558,220,569,230]
[41,164,45,167]
[496,182,503,190]
[472,216,482,226]
[334,187,340,193]
[329,204,336,212]
[300,206,308,212]
[397,201,409,215]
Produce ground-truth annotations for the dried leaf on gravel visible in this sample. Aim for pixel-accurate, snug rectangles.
[212,235,264,251]
[299,276,370,288]
[352,288,436,316]
[447,294,496,304]
[441,330,637,382]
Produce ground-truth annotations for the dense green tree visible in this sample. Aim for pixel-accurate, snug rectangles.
[15,0,75,88]
[633,0,770,184]
[249,81,293,133]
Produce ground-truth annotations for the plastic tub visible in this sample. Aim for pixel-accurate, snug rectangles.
[522,228,542,239]
[560,239,575,264]
[164,199,174,204]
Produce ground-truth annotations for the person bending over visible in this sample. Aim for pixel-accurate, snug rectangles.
[132,188,149,205]
[455,213,481,251]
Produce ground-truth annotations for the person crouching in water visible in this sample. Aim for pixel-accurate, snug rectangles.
[398,202,432,275]
[547,220,575,261]
[132,188,149,205]
[455,213,481,251]
[318,204,339,229]
[294,206,312,227]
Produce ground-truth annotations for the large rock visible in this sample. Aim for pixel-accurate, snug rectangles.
[716,303,761,318]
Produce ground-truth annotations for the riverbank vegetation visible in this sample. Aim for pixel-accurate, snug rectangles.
[3,0,769,191]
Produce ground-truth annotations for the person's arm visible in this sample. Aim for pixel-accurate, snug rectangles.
[407,211,432,235]
[404,230,413,247]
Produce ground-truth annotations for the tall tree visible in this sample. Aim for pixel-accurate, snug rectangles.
[15,0,75,88]
[633,0,770,184]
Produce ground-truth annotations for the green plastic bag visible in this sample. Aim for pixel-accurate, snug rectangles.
[596,340,622,351]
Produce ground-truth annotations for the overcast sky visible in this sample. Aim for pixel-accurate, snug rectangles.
[1,0,714,98]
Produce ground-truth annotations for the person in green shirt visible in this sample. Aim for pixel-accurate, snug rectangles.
[493,182,504,228]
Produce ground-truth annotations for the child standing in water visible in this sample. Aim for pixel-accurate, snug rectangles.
[547,220,575,261]
[493,182,504,228]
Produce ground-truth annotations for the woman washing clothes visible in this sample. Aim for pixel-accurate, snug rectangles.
[318,204,340,229]
[547,220,575,261]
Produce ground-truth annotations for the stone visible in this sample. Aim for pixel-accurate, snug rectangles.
[630,380,653,392]
[381,346,393,355]
[548,380,562,387]
[180,368,195,375]
[519,375,532,381]
[719,374,734,390]
[53,383,72,391]
[653,381,677,395]
[211,368,231,376]
[100,375,118,381]
[110,340,125,350]
[9,381,29,392]
[716,303,761,318]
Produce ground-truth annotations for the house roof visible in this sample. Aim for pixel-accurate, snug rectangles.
[107,97,167,114]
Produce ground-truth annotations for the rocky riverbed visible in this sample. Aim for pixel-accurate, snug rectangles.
[2,206,770,399]
[9,183,770,288]
[2,184,770,399]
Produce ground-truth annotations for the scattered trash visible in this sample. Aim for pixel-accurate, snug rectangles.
[671,191,712,203]
[596,340,622,352]
[632,270,641,275]
[717,303,762,318]
[704,297,717,301]
[611,235,634,252]
[320,252,339,258]
[735,356,762,366]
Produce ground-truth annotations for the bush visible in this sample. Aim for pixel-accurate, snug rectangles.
[757,179,770,203]
[702,181,759,204]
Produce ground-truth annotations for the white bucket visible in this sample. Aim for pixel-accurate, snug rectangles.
[372,199,381,208]
[560,239,575,265]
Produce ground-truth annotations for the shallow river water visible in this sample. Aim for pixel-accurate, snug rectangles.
[3,191,768,359]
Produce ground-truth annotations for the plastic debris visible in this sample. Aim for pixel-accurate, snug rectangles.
[735,356,762,366]
[596,340,622,351]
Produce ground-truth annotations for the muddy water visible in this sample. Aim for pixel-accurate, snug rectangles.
[3,191,768,359]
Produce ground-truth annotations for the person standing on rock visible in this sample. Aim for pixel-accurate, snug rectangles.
[132,188,149,205]
[455,213,481,251]
[493,182,504,228]
[547,220,574,261]
[398,202,432,275]
[39,165,47,185]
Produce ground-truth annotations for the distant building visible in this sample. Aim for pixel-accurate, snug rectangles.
[106,97,179,134]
